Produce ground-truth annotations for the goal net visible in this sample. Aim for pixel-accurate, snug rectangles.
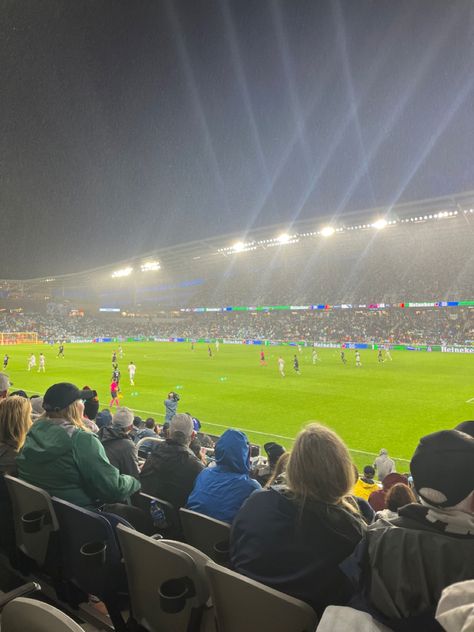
[0,332,38,345]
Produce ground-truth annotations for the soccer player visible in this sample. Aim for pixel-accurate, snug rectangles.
[27,354,36,371]
[340,350,346,365]
[112,363,121,384]
[378,349,384,363]
[57,344,65,358]
[215,340,220,352]
[3,354,9,370]
[293,354,300,375]
[191,341,195,351]
[118,345,123,359]
[128,361,136,386]
[38,353,46,373]
[312,348,319,364]
[355,351,362,367]
[112,350,117,365]
[385,346,392,361]
[260,350,266,366]
[278,356,285,377]
[110,379,120,407]
[297,345,302,354]
[208,345,212,357]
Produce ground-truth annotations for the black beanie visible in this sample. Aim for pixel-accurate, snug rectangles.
[455,421,474,439]
[410,430,474,508]
[264,442,286,467]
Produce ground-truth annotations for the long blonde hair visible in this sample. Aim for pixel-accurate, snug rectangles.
[45,401,89,431]
[286,423,356,512]
[0,396,32,451]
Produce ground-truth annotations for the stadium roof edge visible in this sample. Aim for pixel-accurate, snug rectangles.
[2,189,474,285]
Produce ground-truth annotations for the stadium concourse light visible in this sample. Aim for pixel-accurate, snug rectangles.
[277,233,290,244]
[140,261,161,272]
[233,241,245,253]
[320,226,335,237]
[111,266,133,278]
[372,219,388,230]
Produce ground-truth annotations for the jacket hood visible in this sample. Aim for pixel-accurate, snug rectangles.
[18,418,77,465]
[215,429,250,474]
[382,472,408,492]
[99,425,132,443]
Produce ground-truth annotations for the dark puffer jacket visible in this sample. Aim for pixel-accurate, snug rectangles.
[99,426,140,479]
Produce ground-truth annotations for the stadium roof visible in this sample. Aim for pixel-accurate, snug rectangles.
[2,190,474,295]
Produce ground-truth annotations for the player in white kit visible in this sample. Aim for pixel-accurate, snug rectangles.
[27,354,36,371]
[38,353,46,372]
[128,361,136,385]
[312,348,320,364]
[355,351,362,367]
[278,356,285,377]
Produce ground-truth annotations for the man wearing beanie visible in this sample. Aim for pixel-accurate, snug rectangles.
[356,429,474,629]
[99,407,140,479]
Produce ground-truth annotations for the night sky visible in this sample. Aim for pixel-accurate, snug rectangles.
[2,0,474,278]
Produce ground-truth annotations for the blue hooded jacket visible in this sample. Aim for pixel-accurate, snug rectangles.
[186,429,260,523]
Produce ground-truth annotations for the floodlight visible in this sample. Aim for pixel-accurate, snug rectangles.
[372,219,388,230]
[111,267,133,278]
[320,226,335,237]
[141,261,160,272]
[277,233,290,244]
[233,241,245,252]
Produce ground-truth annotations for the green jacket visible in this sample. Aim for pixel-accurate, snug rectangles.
[17,418,140,508]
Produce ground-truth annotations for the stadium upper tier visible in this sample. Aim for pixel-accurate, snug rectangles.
[1,192,474,309]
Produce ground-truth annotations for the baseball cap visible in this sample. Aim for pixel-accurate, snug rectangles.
[170,413,194,442]
[411,430,474,508]
[43,382,97,412]
[0,373,11,392]
[112,407,134,428]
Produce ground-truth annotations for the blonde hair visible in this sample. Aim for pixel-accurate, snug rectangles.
[286,423,356,512]
[45,401,89,431]
[0,396,32,451]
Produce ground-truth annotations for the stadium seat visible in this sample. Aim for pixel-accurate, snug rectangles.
[116,523,212,632]
[179,508,231,566]
[132,491,182,539]
[4,475,59,569]
[1,597,84,632]
[205,561,318,632]
[51,497,130,632]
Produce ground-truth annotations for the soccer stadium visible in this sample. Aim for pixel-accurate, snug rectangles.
[1,2,474,631]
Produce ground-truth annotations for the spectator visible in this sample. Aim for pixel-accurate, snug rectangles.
[0,396,32,474]
[30,395,44,421]
[254,442,286,486]
[81,386,99,433]
[135,418,159,457]
[95,408,112,430]
[375,483,417,521]
[17,383,140,508]
[368,472,408,512]
[187,429,261,523]
[0,373,10,399]
[140,413,204,508]
[357,429,474,628]
[264,451,289,488]
[352,466,379,501]
[99,407,140,479]
[373,449,396,482]
[230,423,366,616]
[164,392,179,422]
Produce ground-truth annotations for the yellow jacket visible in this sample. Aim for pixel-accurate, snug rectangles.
[352,477,379,501]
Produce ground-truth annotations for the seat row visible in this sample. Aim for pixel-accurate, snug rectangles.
[1,474,318,632]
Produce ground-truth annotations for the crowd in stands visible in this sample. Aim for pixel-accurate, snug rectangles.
[0,369,472,630]
[0,305,473,345]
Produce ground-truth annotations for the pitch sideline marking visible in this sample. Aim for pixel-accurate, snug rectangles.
[466,398,474,404]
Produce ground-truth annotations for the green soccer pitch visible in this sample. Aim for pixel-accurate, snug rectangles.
[4,342,473,470]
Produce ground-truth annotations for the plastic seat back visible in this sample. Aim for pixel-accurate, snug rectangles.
[205,562,318,632]
[117,523,210,632]
[51,497,126,599]
[2,597,84,632]
[180,508,231,566]
[4,475,59,567]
